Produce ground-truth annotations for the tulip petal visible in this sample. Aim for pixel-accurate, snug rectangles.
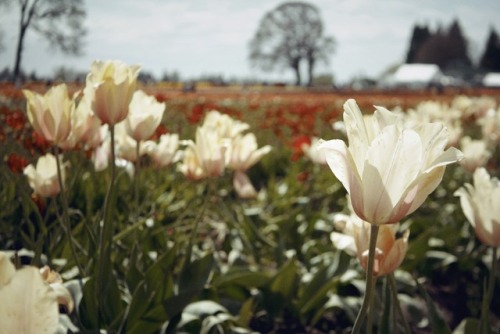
[233,171,258,199]
[320,140,365,218]
[412,123,449,167]
[331,232,356,256]
[379,233,408,276]
[376,226,396,256]
[425,147,464,173]
[343,99,370,168]
[0,267,59,334]
[0,252,15,287]
[373,105,400,131]
[405,166,445,215]
[362,126,422,224]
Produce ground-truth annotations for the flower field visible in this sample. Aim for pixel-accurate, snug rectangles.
[1,64,500,334]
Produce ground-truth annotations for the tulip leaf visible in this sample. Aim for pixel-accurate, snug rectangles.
[124,246,179,330]
[379,277,393,334]
[297,251,350,318]
[259,258,299,317]
[237,298,255,328]
[416,279,451,334]
[452,317,480,334]
[212,267,271,288]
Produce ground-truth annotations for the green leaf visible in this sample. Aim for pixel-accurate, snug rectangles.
[178,253,215,295]
[416,279,451,334]
[269,258,299,299]
[452,317,480,334]
[237,298,255,328]
[124,246,179,331]
[260,258,299,317]
[212,267,271,288]
[379,278,392,334]
[165,253,216,318]
[297,251,350,317]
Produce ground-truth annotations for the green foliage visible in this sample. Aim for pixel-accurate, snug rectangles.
[1,88,500,333]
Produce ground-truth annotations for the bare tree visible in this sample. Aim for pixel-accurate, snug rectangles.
[11,0,86,84]
[249,1,335,86]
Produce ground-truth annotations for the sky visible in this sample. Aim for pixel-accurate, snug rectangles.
[1,0,499,84]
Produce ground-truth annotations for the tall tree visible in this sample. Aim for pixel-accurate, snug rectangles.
[11,0,86,84]
[414,19,471,71]
[479,27,500,72]
[249,1,335,86]
[445,19,471,69]
[405,24,431,63]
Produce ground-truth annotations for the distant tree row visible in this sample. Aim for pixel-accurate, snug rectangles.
[406,20,500,73]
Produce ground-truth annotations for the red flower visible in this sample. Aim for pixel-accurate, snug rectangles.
[5,110,26,131]
[6,153,29,174]
[290,135,311,161]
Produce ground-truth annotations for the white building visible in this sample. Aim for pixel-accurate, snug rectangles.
[482,73,500,87]
[379,63,444,89]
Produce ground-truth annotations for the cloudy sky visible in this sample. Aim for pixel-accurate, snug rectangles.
[1,0,499,83]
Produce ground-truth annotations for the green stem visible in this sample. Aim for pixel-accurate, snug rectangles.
[366,275,377,334]
[478,246,498,334]
[135,140,141,214]
[54,146,85,276]
[96,124,117,321]
[352,224,380,334]
[185,181,212,264]
[388,273,411,334]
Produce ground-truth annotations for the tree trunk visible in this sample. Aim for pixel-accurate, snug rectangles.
[307,58,315,87]
[13,0,36,87]
[13,25,27,87]
[294,67,301,86]
[292,59,301,86]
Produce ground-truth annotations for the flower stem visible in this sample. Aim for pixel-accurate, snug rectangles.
[478,246,498,334]
[388,273,411,334]
[185,181,212,264]
[352,224,380,334]
[366,275,377,334]
[54,146,85,276]
[135,140,141,213]
[96,124,117,321]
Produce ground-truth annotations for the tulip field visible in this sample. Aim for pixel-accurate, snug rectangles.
[0,62,500,334]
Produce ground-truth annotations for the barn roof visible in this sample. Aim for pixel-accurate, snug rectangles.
[482,72,500,87]
[392,64,442,84]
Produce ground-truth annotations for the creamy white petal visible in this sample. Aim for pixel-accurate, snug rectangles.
[362,127,421,224]
[0,252,15,287]
[424,147,463,173]
[454,184,477,228]
[405,166,446,215]
[0,268,59,334]
[320,139,366,220]
[343,99,370,169]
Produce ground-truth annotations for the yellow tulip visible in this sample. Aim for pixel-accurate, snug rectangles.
[86,59,141,125]
[142,133,180,167]
[202,110,249,139]
[23,153,64,198]
[227,132,271,171]
[125,90,166,141]
[23,84,74,145]
[0,252,73,334]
